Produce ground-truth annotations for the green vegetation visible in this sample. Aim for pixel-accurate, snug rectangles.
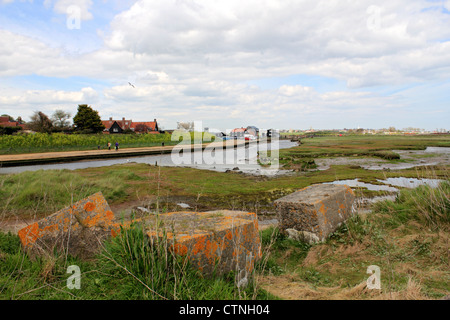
[0,223,272,299]
[280,134,449,169]
[0,131,219,155]
[73,104,105,134]
[372,181,449,230]
[257,180,449,299]
[0,134,448,300]
[0,132,176,154]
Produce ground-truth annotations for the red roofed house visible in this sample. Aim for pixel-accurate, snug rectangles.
[230,127,246,139]
[0,116,27,130]
[130,120,159,134]
[102,117,159,134]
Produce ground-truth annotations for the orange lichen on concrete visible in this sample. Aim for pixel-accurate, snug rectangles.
[275,184,356,243]
[142,210,262,276]
[18,222,61,248]
[17,192,119,259]
[173,243,189,256]
[82,210,115,228]
[18,223,40,247]
[84,202,96,212]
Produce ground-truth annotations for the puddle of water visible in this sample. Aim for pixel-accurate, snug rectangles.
[324,177,444,193]
[377,177,444,189]
[323,179,398,192]
[325,177,445,214]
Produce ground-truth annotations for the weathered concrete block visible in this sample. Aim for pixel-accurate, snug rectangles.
[144,210,262,277]
[274,184,355,242]
[285,229,321,245]
[18,192,121,259]
[17,195,262,278]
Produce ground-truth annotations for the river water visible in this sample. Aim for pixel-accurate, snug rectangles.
[0,140,299,176]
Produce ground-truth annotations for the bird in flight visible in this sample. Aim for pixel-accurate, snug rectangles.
[128,82,135,88]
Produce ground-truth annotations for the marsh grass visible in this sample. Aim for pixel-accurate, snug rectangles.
[97,221,254,300]
[279,134,449,167]
[257,167,449,299]
[0,165,273,300]
[0,219,272,300]
[372,172,449,231]
[0,134,448,300]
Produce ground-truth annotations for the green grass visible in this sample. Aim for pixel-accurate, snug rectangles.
[0,222,273,300]
[0,168,138,218]
[0,132,219,155]
[257,180,449,299]
[0,132,177,154]
[372,181,450,230]
[1,160,448,219]
[279,134,450,168]
[1,134,448,299]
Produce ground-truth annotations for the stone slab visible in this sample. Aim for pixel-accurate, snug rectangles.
[274,184,355,242]
[17,194,262,278]
[18,192,121,259]
[144,210,262,276]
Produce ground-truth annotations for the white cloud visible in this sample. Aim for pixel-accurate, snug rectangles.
[98,0,450,87]
[0,87,99,120]
[1,0,449,129]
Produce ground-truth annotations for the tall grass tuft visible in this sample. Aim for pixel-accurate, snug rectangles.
[373,180,449,231]
[97,221,261,300]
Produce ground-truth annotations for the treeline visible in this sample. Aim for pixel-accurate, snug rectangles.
[1,104,107,135]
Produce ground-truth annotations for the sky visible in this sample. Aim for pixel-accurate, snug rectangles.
[0,0,449,131]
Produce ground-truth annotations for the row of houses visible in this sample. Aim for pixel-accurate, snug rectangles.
[0,116,27,130]
[101,117,159,134]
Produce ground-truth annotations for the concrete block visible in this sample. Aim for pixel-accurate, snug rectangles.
[274,184,355,242]
[18,192,121,259]
[144,210,262,277]
[17,194,262,278]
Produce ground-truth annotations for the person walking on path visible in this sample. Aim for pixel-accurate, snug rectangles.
[107,142,111,150]
[115,142,119,151]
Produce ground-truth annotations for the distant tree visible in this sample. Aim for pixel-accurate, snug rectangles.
[51,109,71,130]
[28,111,53,133]
[73,104,105,134]
[16,116,25,124]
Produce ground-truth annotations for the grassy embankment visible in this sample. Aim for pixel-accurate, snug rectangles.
[0,135,448,299]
